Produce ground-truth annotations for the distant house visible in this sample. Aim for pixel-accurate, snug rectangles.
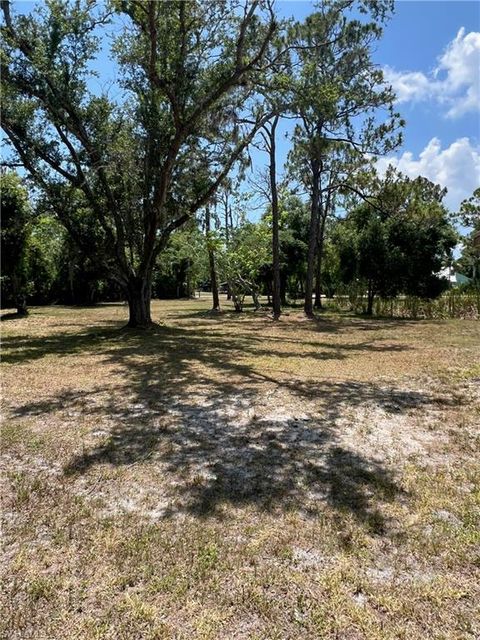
[439,267,471,286]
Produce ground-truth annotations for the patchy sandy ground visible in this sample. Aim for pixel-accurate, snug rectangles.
[1,298,479,639]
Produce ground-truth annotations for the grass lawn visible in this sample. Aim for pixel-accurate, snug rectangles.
[1,296,479,639]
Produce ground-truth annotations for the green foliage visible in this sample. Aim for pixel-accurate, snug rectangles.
[457,188,480,230]
[456,235,480,285]
[218,219,271,310]
[25,215,64,304]
[0,171,30,312]
[329,291,480,320]
[1,0,278,324]
[153,225,209,298]
[1,0,466,323]
[223,221,271,281]
[455,189,480,286]
[278,193,310,298]
[284,1,403,314]
[320,236,341,298]
[288,2,403,183]
[336,172,457,312]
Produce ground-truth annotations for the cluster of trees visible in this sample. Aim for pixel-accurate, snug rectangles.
[3,164,474,317]
[1,171,120,311]
[456,189,480,282]
[1,0,475,323]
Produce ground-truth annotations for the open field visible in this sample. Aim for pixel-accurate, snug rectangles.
[1,297,479,639]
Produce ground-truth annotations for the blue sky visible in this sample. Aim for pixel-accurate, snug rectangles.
[11,1,480,213]
[372,1,479,213]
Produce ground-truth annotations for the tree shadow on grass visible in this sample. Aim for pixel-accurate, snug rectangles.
[1,324,128,364]
[1,311,29,322]
[2,316,414,366]
[40,380,407,532]
[6,316,449,531]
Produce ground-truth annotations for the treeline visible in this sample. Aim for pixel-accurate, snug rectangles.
[2,169,478,317]
[1,1,479,324]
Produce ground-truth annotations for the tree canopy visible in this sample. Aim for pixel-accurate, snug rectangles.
[1,0,278,325]
[1,0,466,323]
[335,172,457,313]
[1,171,31,315]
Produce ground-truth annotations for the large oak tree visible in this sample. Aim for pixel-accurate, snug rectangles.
[1,0,277,326]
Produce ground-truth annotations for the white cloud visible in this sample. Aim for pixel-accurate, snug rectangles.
[383,68,432,103]
[384,28,480,118]
[376,137,480,211]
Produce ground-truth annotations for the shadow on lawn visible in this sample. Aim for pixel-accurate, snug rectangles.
[173,307,420,330]
[6,317,446,531]
[1,311,29,322]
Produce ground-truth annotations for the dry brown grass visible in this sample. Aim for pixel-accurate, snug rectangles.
[1,297,479,639]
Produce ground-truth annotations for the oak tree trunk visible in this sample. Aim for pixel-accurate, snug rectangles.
[205,204,220,311]
[12,272,28,316]
[127,276,152,328]
[16,295,28,316]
